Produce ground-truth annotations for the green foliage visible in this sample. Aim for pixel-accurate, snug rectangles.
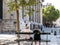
[4,0,37,11]
[43,5,60,22]
[4,0,39,16]
[27,0,38,6]
[18,0,27,7]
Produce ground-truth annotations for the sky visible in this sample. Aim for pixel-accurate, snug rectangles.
[43,0,60,10]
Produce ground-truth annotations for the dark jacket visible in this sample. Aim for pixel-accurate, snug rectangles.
[33,30,41,41]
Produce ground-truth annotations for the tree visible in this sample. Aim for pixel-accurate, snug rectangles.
[4,0,38,45]
[43,5,60,27]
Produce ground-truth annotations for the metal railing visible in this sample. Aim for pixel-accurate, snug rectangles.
[15,32,51,45]
[0,32,50,45]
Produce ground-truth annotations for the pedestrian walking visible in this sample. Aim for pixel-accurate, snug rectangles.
[33,25,41,45]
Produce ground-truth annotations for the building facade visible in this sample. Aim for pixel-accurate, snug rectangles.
[22,0,44,25]
[29,0,43,24]
[28,0,44,29]
[2,0,44,31]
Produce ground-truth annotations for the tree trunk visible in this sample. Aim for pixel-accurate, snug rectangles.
[16,9,20,45]
[15,0,20,45]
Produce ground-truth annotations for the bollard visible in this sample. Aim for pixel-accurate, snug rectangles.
[54,31,57,36]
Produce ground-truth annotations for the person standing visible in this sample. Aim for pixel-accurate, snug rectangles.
[33,25,41,45]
